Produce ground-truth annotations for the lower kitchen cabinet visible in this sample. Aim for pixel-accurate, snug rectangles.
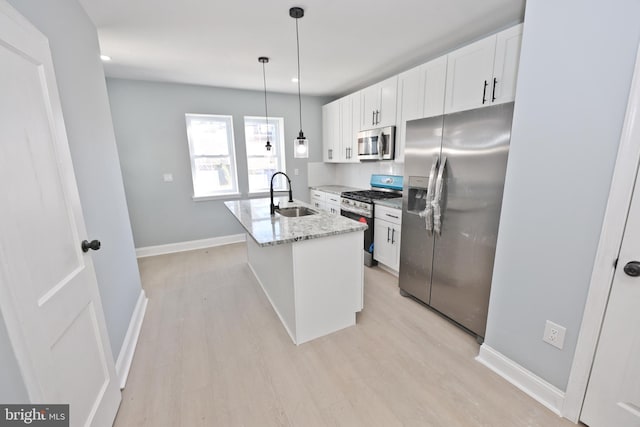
[374,205,402,271]
[310,189,326,211]
[310,189,341,214]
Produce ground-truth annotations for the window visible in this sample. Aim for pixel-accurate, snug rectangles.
[185,114,239,198]
[244,116,287,193]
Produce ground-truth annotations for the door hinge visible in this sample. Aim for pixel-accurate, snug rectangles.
[614,257,619,269]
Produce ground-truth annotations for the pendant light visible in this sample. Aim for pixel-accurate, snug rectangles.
[290,6,309,158]
[258,56,272,151]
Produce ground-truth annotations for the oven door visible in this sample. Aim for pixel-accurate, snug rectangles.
[340,209,376,266]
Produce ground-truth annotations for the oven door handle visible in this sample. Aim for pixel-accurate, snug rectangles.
[432,156,447,235]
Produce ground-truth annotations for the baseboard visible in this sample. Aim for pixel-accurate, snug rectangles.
[377,263,399,277]
[135,234,246,258]
[476,344,565,417]
[115,289,148,389]
[247,262,298,345]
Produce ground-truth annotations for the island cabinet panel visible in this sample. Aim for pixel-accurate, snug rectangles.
[247,230,364,345]
[292,231,364,343]
[246,237,297,339]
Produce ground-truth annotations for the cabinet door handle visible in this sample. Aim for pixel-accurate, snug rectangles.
[329,149,333,160]
[482,80,488,104]
[387,227,390,243]
[376,110,380,124]
[372,111,375,126]
[386,213,399,219]
[492,77,497,102]
[391,228,395,244]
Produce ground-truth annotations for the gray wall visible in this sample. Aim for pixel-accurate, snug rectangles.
[6,0,143,366]
[107,78,329,248]
[485,0,640,390]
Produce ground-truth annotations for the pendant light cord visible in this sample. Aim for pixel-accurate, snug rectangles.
[261,61,269,134]
[295,17,303,135]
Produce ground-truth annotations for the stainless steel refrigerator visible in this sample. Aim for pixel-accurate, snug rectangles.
[399,103,514,339]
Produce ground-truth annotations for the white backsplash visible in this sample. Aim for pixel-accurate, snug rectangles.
[308,161,404,189]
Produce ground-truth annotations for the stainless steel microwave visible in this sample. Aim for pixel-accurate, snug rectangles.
[357,126,395,160]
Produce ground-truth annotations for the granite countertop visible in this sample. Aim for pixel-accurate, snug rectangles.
[309,185,363,195]
[225,197,368,247]
[374,198,402,210]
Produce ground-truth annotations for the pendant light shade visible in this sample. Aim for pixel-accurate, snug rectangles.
[290,7,308,159]
[258,56,272,151]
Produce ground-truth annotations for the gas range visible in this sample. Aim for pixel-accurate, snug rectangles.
[339,174,403,267]
[340,175,403,218]
[341,190,402,217]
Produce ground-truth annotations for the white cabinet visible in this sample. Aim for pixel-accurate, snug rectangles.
[374,205,402,271]
[338,93,359,162]
[323,93,359,163]
[322,100,340,162]
[360,76,398,130]
[310,189,326,211]
[325,192,342,215]
[444,24,523,114]
[395,56,447,162]
[310,189,341,214]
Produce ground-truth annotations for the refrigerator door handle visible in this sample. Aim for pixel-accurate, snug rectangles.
[433,156,447,235]
[419,156,439,233]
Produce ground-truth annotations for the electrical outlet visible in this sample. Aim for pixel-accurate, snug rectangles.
[163,173,173,182]
[294,168,299,176]
[543,320,566,349]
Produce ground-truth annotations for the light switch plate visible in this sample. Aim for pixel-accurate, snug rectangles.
[543,320,566,349]
[163,173,173,182]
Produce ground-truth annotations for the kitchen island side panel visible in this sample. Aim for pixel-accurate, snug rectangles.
[292,231,363,344]
[246,236,297,342]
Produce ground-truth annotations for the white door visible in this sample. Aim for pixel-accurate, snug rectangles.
[395,66,423,163]
[492,24,523,105]
[339,95,353,162]
[0,4,121,427]
[361,84,380,130]
[444,35,496,114]
[422,55,448,118]
[374,220,394,267]
[377,76,398,128]
[581,160,640,426]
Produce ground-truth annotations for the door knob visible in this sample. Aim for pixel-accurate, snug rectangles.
[81,239,101,253]
[623,261,640,277]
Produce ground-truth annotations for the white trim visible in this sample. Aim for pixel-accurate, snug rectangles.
[563,44,640,422]
[247,262,298,345]
[135,234,246,258]
[115,289,148,389]
[192,192,241,202]
[476,344,565,417]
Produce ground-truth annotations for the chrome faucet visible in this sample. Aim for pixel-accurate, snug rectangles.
[270,171,294,215]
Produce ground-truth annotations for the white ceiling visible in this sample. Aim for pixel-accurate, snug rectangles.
[79,0,525,97]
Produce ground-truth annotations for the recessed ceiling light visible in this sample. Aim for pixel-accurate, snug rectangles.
[100,55,112,61]
[291,77,298,83]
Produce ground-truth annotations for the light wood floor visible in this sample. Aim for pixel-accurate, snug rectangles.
[114,243,575,427]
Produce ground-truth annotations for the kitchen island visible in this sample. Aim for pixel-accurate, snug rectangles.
[225,197,367,345]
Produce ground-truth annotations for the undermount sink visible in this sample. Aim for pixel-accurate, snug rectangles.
[276,206,318,217]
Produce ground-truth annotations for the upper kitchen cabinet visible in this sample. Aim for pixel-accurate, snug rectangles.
[339,92,360,162]
[444,24,523,114]
[360,76,398,130]
[322,99,340,162]
[322,93,360,163]
[395,56,447,162]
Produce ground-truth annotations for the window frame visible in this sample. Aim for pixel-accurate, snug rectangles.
[243,116,287,194]
[185,113,240,200]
